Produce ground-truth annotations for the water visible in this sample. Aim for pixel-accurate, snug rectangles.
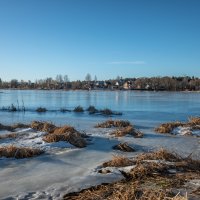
[0,90,199,126]
[0,90,199,199]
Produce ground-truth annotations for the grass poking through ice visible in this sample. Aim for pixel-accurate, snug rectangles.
[0,145,44,159]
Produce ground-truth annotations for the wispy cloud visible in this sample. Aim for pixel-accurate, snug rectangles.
[107,61,146,65]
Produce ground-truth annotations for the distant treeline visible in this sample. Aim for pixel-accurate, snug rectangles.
[0,75,200,91]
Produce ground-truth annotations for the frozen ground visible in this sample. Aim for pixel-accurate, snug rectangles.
[0,122,200,200]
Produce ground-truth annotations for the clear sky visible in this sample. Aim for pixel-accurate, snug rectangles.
[0,0,199,81]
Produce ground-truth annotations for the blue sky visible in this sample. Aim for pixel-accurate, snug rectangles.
[0,0,199,81]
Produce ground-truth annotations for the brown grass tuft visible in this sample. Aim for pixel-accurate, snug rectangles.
[43,131,86,148]
[0,133,17,140]
[11,123,29,129]
[63,149,199,200]
[111,125,143,138]
[102,155,135,167]
[30,121,56,133]
[0,123,28,132]
[0,145,43,159]
[63,181,188,200]
[95,120,131,128]
[136,148,181,162]
[188,117,200,125]
[155,117,200,134]
[113,142,135,152]
[43,126,87,148]
[53,126,77,134]
[155,122,184,133]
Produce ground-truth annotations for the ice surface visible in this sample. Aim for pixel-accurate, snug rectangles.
[172,126,200,137]
[0,126,199,199]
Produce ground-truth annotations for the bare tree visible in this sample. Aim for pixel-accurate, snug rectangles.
[85,73,92,82]
[94,75,97,82]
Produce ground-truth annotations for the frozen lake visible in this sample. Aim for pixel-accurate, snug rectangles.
[0,90,199,199]
[0,90,200,127]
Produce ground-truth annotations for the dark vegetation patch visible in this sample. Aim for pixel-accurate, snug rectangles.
[99,108,122,116]
[60,108,71,112]
[73,106,84,112]
[36,107,47,112]
[113,142,135,152]
[86,106,99,114]
[0,145,44,159]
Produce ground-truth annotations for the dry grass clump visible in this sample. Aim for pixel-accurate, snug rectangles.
[30,121,87,148]
[95,120,131,128]
[155,122,184,133]
[73,106,84,112]
[0,133,17,140]
[64,149,199,200]
[43,126,87,148]
[129,162,169,180]
[0,123,28,132]
[11,123,29,129]
[111,126,144,138]
[102,155,135,167]
[0,123,14,131]
[36,107,47,112]
[188,117,200,126]
[136,148,181,162]
[175,158,200,172]
[0,145,44,159]
[30,121,56,133]
[99,108,122,116]
[43,131,86,148]
[113,142,135,152]
[63,181,188,200]
[155,117,200,134]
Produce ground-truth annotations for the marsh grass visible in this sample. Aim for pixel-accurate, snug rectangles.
[95,120,131,128]
[155,116,200,134]
[60,108,71,112]
[135,148,181,162]
[113,142,135,152]
[0,133,17,140]
[73,106,84,112]
[43,125,87,148]
[99,108,122,116]
[30,121,87,148]
[102,155,135,167]
[0,123,29,132]
[64,149,199,200]
[86,106,99,114]
[0,145,44,159]
[36,107,47,112]
[111,126,144,138]
[30,121,56,132]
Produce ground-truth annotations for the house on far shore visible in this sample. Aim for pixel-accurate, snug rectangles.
[123,81,132,90]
